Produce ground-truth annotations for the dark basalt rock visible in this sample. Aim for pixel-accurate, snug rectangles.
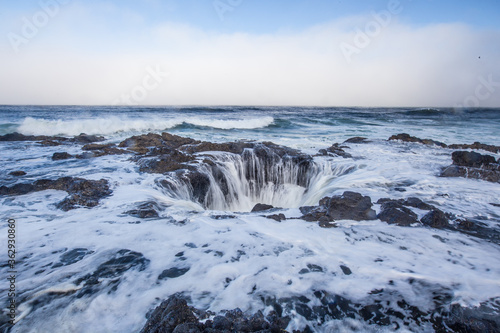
[421,209,449,228]
[75,249,150,298]
[451,151,497,167]
[448,142,500,154]
[9,170,26,176]
[158,267,190,280]
[267,213,286,222]
[0,132,104,144]
[377,201,419,226]
[125,202,160,218]
[388,133,500,153]
[251,203,274,212]
[388,133,447,147]
[344,137,369,144]
[441,151,500,183]
[119,132,200,154]
[321,191,376,221]
[52,152,74,160]
[318,143,352,158]
[300,191,376,223]
[138,150,195,174]
[0,177,112,211]
[141,295,292,333]
[52,248,94,268]
[140,296,203,333]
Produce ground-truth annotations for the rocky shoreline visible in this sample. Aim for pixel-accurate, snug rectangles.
[1,131,500,332]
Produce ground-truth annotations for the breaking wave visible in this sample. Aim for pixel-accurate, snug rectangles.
[16,116,275,136]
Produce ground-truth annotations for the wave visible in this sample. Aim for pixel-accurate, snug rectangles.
[185,117,274,130]
[16,116,274,136]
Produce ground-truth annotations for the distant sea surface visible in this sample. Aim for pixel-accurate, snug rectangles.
[1,106,499,332]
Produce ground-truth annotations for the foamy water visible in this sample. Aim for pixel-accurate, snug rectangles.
[1,106,499,332]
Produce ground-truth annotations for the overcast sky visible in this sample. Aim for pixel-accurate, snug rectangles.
[0,0,499,107]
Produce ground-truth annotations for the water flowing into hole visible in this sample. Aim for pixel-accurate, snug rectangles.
[158,146,355,212]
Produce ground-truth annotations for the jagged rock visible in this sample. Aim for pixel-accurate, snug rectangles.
[71,133,105,144]
[119,132,200,154]
[0,177,111,210]
[141,296,293,333]
[125,202,159,218]
[52,248,94,268]
[421,209,449,228]
[452,151,497,167]
[318,143,352,158]
[377,201,419,226]
[9,170,26,176]
[448,142,500,154]
[344,137,369,144]
[252,203,274,212]
[441,165,500,183]
[158,267,190,280]
[377,197,436,211]
[52,152,74,160]
[75,249,149,298]
[0,132,57,142]
[138,150,195,173]
[300,191,376,222]
[267,213,286,222]
[388,133,447,147]
[140,296,202,333]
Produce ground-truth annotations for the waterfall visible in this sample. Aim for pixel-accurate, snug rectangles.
[158,146,355,212]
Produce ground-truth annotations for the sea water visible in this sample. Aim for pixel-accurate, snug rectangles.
[0,106,499,332]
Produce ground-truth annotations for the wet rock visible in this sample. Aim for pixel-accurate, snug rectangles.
[318,218,337,228]
[9,170,26,176]
[52,152,74,160]
[421,209,449,228]
[344,137,369,144]
[448,142,500,154]
[300,192,376,222]
[377,201,419,226]
[267,213,286,222]
[119,132,199,155]
[251,203,274,212]
[71,133,105,144]
[377,197,436,211]
[444,303,500,333]
[0,132,55,142]
[0,177,111,210]
[158,267,190,280]
[140,296,198,333]
[81,143,129,157]
[452,151,497,167]
[138,150,195,174]
[340,265,352,275]
[52,248,94,268]
[125,202,159,218]
[39,139,62,146]
[388,133,447,147]
[441,164,500,183]
[318,143,352,158]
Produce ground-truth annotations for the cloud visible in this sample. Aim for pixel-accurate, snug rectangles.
[0,7,499,107]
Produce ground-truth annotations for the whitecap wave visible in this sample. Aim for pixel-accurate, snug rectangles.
[185,116,274,130]
[16,116,274,136]
[17,117,183,136]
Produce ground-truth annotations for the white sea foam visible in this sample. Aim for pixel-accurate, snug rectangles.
[1,107,500,332]
[16,116,274,136]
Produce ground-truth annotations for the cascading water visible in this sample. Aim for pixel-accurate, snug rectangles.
[158,145,356,212]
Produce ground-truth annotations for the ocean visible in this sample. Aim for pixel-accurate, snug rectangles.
[1,105,499,332]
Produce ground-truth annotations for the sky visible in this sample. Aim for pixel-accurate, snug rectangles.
[0,0,499,107]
